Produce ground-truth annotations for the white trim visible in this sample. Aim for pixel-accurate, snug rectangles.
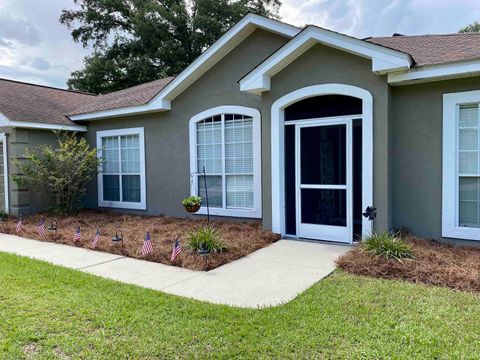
[240,26,412,95]
[271,84,373,240]
[0,112,86,131]
[70,14,300,121]
[96,127,146,210]
[389,59,480,86]
[0,133,9,212]
[442,90,480,241]
[294,118,353,243]
[189,105,262,219]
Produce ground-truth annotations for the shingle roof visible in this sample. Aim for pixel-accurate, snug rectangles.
[69,77,175,115]
[0,78,95,126]
[365,33,480,67]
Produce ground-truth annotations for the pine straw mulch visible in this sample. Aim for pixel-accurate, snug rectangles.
[337,237,480,294]
[1,210,280,271]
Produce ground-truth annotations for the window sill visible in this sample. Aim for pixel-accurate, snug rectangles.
[195,206,261,219]
[99,200,146,211]
[442,226,480,241]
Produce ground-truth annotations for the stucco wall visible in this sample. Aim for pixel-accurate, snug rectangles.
[84,29,290,218]
[260,43,392,232]
[7,128,59,216]
[391,77,480,243]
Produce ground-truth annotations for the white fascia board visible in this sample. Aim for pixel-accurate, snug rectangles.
[388,59,480,85]
[69,101,170,121]
[240,26,412,94]
[71,14,300,121]
[0,113,86,131]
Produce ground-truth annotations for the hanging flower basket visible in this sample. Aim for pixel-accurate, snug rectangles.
[182,196,202,213]
[184,203,201,213]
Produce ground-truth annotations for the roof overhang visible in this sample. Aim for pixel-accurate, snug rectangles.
[388,59,480,85]
[0,112,87,132]
[239,26,413,95]
[70,14,300,121]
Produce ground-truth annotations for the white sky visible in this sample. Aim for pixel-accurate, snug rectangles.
[0,0,479,88]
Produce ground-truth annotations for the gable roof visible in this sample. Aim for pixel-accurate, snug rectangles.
[239,25,413,95]
[69,13,300,121]
[69,77,175,115]
[366,33,480,67]
[0,78,93,131]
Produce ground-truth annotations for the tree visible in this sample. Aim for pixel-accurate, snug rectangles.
[13,132,101,215]
[60,0,281,94]
[459,21,480,33]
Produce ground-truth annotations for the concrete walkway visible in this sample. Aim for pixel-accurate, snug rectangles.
[0,234,350,308]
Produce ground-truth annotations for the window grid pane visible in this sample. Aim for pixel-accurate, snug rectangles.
[101,132,142,204]
[459,104,480,227]
[459,105,480,175]
[195,113,255,211]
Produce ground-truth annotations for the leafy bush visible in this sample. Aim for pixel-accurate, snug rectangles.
[0,210,8,221]
[187,225,225,253]
[362,232,414,262]
[13,131,101,215]
[182,196,202,207]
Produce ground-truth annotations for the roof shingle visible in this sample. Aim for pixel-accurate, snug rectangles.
[0,78,94,126]
[366,33,480,67]
[69,77,175,115]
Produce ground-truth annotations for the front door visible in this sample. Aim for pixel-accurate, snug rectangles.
[295,119,352,243]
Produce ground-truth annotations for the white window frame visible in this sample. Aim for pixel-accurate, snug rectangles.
[443,90,480,240]
[189,106,262,218]
[97,127,146,210]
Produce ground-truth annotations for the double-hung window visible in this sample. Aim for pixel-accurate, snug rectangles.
[190,106,261,218]
[443,91,480,240]
[97,128,146,210]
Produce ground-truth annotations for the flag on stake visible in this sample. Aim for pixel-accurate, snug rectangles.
[141,231,153,256]
[91,227,100,248]
[73,226,81,243]
[171,239,181,262]
[37,216,46,236]
[16,216,23,233]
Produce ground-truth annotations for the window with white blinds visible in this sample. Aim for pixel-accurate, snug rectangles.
[190,107,261,218]
[97,128,146,210]
[458,104,480,227]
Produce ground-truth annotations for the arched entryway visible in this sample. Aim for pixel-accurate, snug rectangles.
[271,84,373,244]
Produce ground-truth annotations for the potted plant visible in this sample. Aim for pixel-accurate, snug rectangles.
[182,195,202,213]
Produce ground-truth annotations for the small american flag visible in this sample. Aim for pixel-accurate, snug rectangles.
[141,231,153,256]
[16,216,23,233]
[170,239,181,262]
[73,226,81,243]
[37,217,46,236]
[91,228,100,248]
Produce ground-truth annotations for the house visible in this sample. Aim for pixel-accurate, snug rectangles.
[1,14,480,245]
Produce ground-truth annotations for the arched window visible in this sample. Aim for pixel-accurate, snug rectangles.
[189,106,261,218]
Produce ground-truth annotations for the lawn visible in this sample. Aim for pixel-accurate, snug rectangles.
[0,211,279,270]
[1,252,480,359]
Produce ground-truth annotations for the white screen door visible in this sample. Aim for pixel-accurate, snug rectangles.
[295,119,352,243]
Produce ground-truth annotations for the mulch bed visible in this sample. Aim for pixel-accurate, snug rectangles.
[0,210,280,271]
[337,237,480,293]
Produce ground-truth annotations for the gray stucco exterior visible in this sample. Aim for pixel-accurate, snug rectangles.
[391,77,480,243]
[7,128,59,216]
[84,29,289,218]
[6,23,480,245]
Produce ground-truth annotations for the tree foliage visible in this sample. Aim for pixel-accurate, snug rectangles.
[459,21,480,33]
[60,0,281,94]
[13,132,101,215]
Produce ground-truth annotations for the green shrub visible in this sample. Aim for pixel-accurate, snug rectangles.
[13,131,101,215]
[0,210,8,221]
[187,225,225,253]
[362,232,414,261]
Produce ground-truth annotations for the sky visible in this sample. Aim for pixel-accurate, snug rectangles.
[0,0,480,89]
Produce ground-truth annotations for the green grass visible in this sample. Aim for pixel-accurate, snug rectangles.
[1,252,480,359]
